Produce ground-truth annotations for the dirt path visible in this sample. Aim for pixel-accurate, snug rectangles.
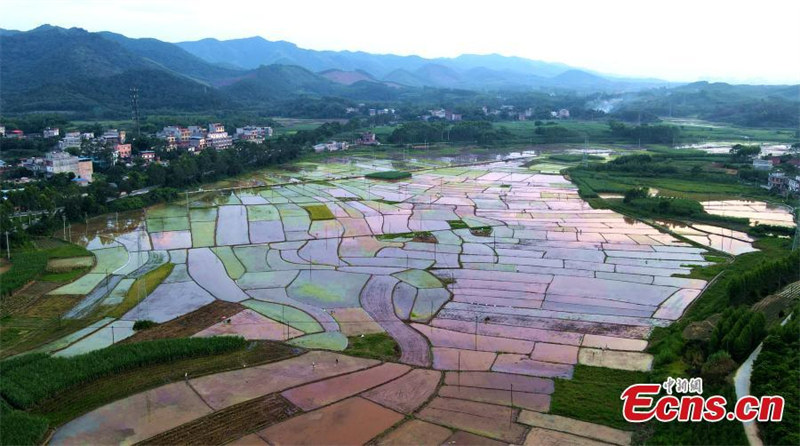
[360,275,431,367]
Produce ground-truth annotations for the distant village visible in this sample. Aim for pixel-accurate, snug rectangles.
[0,122,382,186]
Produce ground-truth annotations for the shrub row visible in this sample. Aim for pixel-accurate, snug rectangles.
[709,307,767,362]
[727,250,800,306]
[0,336,246,409]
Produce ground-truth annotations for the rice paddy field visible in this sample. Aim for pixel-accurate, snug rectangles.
[5,155,797,445]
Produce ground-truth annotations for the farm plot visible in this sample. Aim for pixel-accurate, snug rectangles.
[44,159,723,444]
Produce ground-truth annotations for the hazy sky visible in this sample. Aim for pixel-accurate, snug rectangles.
[3,0,799,84]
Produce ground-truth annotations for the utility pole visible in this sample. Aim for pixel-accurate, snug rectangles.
[5,232,10,259]
[130,88,141,138]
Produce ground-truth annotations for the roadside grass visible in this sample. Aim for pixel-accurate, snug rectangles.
[550,365,647,431]
[302,204,335,221]
[344,333,400,362]
[106,262,173,318]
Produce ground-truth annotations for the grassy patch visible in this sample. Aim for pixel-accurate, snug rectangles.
[302,204,335,221]
[0,251,47,297]
[376,231,436,242]
[38,266,91,282]
[364,170,411,180]
[0,239,93,297]
[344,333,400,362]
[550,365,647,431]
[447,220,469,230]
[106,262,173,318]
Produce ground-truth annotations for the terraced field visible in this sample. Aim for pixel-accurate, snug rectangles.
[43,159,723,444]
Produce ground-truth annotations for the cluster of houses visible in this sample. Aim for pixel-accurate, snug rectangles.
[312,131,380,152]
[156,123,272,152]
[20,152,94,185]
[752,155,800,195]
[423,109,462,121]
[343,104,397,117]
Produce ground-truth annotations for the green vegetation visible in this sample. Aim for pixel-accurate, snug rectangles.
[0,240,91,297]
[0,251,47,297]
[302,204,335,221]
[344,333,400,362]
[0,403,49,446]
[569,151,779,203]
[547,153,605,163]
[751,307,799,446]
[0,337,246,409]
[641,237,793,445]
[376,231,435,242]
[727,250,800,306]
[447,220,469,230]
[33,341,296,428]
[709,308,767,362]
[550,365,647,431]
[0,340,296,445]
[107,262,173,318]
[364,170,412,180]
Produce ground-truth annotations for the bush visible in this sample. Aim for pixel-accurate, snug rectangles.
[623,187,648,203]
[709,307,766,362]
[364,170,411,180]
[700,351,737,385]
[0,337,246,409]
[132,320,157,331]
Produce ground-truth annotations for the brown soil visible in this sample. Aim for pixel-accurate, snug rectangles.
[0,281,64,317]
[123,301,245,343]
[137,393,301,446]
[412,234,437,243]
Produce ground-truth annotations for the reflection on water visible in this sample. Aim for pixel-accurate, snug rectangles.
[656,219,757,255]
[701,200,796,228]
[65,210,145,248]
[677,142,793,157]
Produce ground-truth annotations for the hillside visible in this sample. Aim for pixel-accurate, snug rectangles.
[98,31,243,84]
[176,35,659,91]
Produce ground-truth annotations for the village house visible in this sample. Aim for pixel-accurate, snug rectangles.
[205,123,233,149]
[313,141,349,153]
[235,126,273,143]
[43,127,60,138]
[357,132,379,145]
[753,158,773,170]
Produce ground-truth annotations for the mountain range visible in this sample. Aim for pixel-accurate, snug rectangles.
[0,25,797,125]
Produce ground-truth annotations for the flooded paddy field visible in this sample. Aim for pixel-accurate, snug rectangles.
[43,156,731,445]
